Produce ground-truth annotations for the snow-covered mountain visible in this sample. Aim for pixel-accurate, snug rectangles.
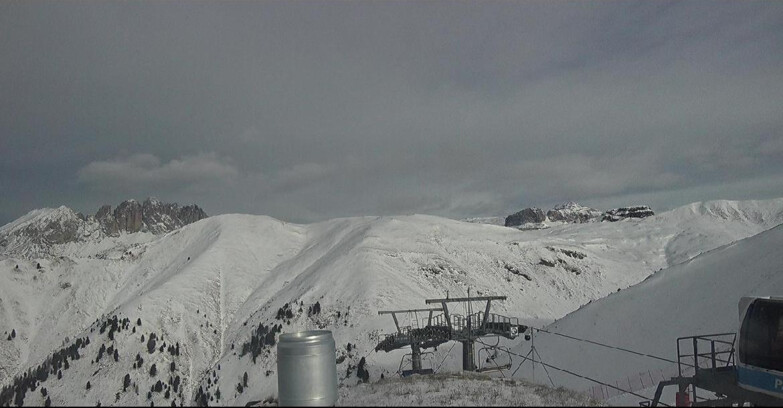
[1,197,782,406]
[0,198,207,259]
[547,202,604,224]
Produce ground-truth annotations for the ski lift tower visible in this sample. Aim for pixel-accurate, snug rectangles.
[376,307,448,375]
[425,293,523,371]
[376,291,526,375]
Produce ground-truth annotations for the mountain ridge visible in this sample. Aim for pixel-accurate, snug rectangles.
[0,198,207,258]
[1,197,783,405]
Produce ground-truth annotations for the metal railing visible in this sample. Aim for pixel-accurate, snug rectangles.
[380,310,522,352]
[423,312,519,332]
[676,333,736,377]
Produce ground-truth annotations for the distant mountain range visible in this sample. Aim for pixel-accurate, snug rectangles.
[0,198,206,258]
[503,202,655,228]
[1,197,782,406]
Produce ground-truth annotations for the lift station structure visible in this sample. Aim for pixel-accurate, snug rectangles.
[375,293,527,375]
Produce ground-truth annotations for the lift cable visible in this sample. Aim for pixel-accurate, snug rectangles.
[476,338,554,387]
[497,343,671,407]
[433,341,458,374]
[533,327,693,368]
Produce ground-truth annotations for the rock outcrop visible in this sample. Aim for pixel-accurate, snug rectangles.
[602,206,655,222]
[0,206,93,258]
[504,202,654,228]
[95,205,118,236]
[546,202,602,224]
[0,198,208,257]
[140,198,208,234]
[114,199,144,233]
[94,198,208,236]
[505,207,547,227]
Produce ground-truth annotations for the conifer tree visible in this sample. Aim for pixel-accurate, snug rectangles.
[147,336,157,354]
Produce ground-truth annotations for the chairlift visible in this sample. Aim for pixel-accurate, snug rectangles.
[398,351,435,377]
[477,337,512,373]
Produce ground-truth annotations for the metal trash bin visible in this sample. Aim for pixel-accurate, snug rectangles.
[277,330,338,406]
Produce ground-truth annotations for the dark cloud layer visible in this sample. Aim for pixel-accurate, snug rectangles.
[2,1,782,224]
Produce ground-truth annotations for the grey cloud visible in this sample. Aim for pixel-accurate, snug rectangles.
[1,1,782,224]
[77,153,239,192]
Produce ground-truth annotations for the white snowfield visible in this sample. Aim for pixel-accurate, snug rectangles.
[0,198,781,406]
[512,217,783,405]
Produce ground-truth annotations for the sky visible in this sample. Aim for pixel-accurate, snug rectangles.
[1,1,782,225]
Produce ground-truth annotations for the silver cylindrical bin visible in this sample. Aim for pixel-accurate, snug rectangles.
[277,330,338,406]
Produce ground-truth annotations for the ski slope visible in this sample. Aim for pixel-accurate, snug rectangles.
[512,222,783,405]
[0,197,782,405]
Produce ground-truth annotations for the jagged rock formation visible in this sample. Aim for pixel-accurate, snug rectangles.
[546,202,602,224]
[94,198,207,235]
[504,202,654,227]
[0,198,207,257]
[505,208,546,227]
[602,206,655,222]
[114,199,143,234]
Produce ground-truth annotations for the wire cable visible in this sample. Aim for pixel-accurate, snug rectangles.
[533,357,668,406]
[476,336,557,387]
[501,345,670,407]
[531,343,556,388]
[433,341,458,374]
[534,327,691,368]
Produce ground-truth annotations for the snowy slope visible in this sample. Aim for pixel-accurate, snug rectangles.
[512,222,783,405]
[0,197,782,406]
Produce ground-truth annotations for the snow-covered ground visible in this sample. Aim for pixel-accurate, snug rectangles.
[0,197,782,406]
[337,372,601,406]
[512,221,783,406]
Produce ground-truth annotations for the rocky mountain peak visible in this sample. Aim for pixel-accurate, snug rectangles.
[547,202,602,224]
[552,201,581,211]
[504,207,547,227]
[505,202,654,228]
[602,206,655,222]
[0,198,208,257]
[97,198,208,236]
